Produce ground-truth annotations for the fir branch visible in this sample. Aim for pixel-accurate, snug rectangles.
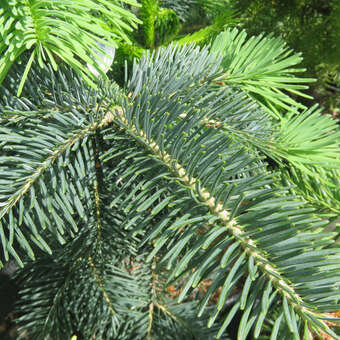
[3,40,340,340]
[113,110,304,305]
[0,122,94,219]
[155,302,192,331]
[110,107,338,338]
[0,112,113,220]
[211,28,316,118]
[92,132,104,247]
[42,264,76,334]
[147,302,154,340]
[140,0,159,48]
[88,256,117,317]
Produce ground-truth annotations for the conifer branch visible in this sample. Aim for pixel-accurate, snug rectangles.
[0,112,115,221]
[88,256,116,317]
[1,120,98,219]
[112,108,332,333]
[93,180,102,245]
[155,303,192,331]
[147,302,154,340]
[92,132,104,247]
[42,258,82,334]
[2,8,339,340]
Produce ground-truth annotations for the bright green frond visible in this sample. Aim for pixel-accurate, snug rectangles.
[176,10,239,46]
[0,0,141,95]
[276,105,340,169]
[213,102,340,188]
[211,28,316,119]
[155,8,181,46]
[140,0,159,48]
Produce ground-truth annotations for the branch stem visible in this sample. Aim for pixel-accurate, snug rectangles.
[112,107,320,322]
[88,256,116,316]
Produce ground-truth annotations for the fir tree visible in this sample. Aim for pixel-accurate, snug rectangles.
[1,1,340,340]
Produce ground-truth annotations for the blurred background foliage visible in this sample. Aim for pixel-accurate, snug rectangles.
[115,0,340,115]
[215,0,340,116]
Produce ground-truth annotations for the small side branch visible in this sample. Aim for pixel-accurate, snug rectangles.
[91,131,105,246]
[147,302,154,340]
[0,113,113,220]
[88,256,116,317]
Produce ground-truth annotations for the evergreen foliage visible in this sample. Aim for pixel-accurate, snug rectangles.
[0,0,140,95]
[155,8,180,46]
[210,28,315,117]
[231,0,340,112]
[1,2,340,340]
[233,0,340,70]
[140,0,159,48]
[161,0,197,22]
[176,11,238,47]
